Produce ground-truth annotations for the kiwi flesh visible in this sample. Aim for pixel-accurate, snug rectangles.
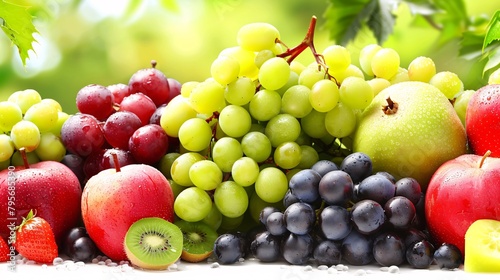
[174,220,219,263]
[124,217,183,270]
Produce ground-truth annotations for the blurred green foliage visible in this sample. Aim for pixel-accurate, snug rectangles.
[0,0,498,114]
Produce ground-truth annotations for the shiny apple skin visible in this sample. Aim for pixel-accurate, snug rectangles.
[425,153,500,255]
[81,164,174,261]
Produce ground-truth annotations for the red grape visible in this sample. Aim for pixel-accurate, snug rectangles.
[103,111,142,150]
[128,61,170,106]
[61,114,105,157]
[119,92,156,126]
[107,83,131,104]
[128,124,169,164]
[76,84,114,121]
[101,148,135,170]
[149,104,166,125]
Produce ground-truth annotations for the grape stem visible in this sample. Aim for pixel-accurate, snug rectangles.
[19,147,30,169]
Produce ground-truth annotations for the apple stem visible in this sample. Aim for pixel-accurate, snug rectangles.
[19,147,30,169]
[111,151,121,172]
[151,60,157,69]
[479,150,491,168]
[383,97,399,115]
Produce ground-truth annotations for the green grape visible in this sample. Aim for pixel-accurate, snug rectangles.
[408,56,436,83]
[219,46,259,79]
[23,101,59,133]
[189,78,226,114]
[286,168,302,181]
[359,44,382,76]
[489,68,500,84]
[174,186,213,222]
[323,45,351,72]
[34,132,66,162]
[249,122,265,134]
[298,66,325,88]
[224,77,256,106]
[276,70,299,96]
[255,167,288,203]
[259,57,290,90]
[202,202,223,230]
[0,159,9,170]
[371,47,400,79]
[178,117,213,152]
[301,109,329,139]
[368,77,391,96]
[170,152,205,186]
[10,150,40,166]
[281,85,313,118]
[325,102,356,138]
[212,137,243,172]
[0,134,14,162]
[390,67,410,84]
[158,152,181,179]
[265,113,301,147]
[249,89,281,121]
[255,49,275,68]
[189,160,222,191]
[214,181,248,218]
[218,105,252,138]
[309,79,340,112]
[248,191,283,224]
[290,60,306,75]
[8,89,42,114]
[297,145,319,169]
[454,90,475,126]
[219,214,244,231]
[237,22,280,52]
[295,130,312,146]
[339,76,374,110]
[330,64,364,84]
[241,131,272,163]
[180,81,199,97]
[273,141,302,169]
[47,111,69,137]
[429,71,464,99]
[160,95,198,137]
[211,55,240,85]
[231,157,259,187]
[10,120,40,152]
[0,101,23,132]
[40,98,63,112]
[169,179,187,199]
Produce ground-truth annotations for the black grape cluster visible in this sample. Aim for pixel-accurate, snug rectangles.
[213,152,462,269]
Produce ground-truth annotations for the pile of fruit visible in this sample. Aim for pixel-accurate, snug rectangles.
[1,16,500,273]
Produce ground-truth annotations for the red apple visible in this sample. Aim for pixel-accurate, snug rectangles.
[81,162,174,261]
[466,84,500,157]
[425,151,500,255]
[0,152,82,247]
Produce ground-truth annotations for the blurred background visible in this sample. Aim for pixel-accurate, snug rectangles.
[0,0,498,113]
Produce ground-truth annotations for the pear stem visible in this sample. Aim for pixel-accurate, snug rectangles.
[112,152,121,172]
[478,150,491,168]
[19,147,30,169]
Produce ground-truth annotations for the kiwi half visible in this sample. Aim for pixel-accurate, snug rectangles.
[174,220,219,263]
[124,217,183,270]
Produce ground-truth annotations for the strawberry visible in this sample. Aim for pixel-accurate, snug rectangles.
[0,236,10,262]
[14,210,58,263]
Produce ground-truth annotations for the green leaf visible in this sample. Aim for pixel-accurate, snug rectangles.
[0,0,38,66]
[484,45,500,74]
[483,10,500,52]
[124,0,144,19]
[367,0,397,44]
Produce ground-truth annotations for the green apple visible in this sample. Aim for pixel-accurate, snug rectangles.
[353,81,467,189]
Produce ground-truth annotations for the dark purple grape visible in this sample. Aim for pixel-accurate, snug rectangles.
[67,236,97,262]
[341,230,374,265]
[61,114,105,157]
[406,240,435,269]
[319,205,351,241]
[433,243,463,269]
[351,199,385,235]
[288,169,321,204]
[101,148,135,170]
[213,233,246,264]
[375,171,396,183]
[103,111,142,150]
[266,212,287,236]
[384,196,416,230]
[250,231,281,262]
[82,149,105,179]
[119,92,157,126]
[339,152,372,184]
[403,228,427,248]
[395,177,422,206]
[283,202,316,235]
[357,174,396,205]
[318,170,353,206]
[149,104,166,125]
[61,154,85,186]
[128,124,169,164]
[76,84,114,121]
[281,233,314,265]
[259,206,280,226]
[311,160,338,177]
[373,232,406,266]
[282,189,300,208]
[313,240,342,266]
[63,227,89,256]
[107,83,130,104]
[128,62,171,107]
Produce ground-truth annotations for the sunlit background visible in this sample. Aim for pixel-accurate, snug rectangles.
[0,0,497,113]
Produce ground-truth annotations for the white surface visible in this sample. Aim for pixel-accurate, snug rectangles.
[1,257,499,280]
